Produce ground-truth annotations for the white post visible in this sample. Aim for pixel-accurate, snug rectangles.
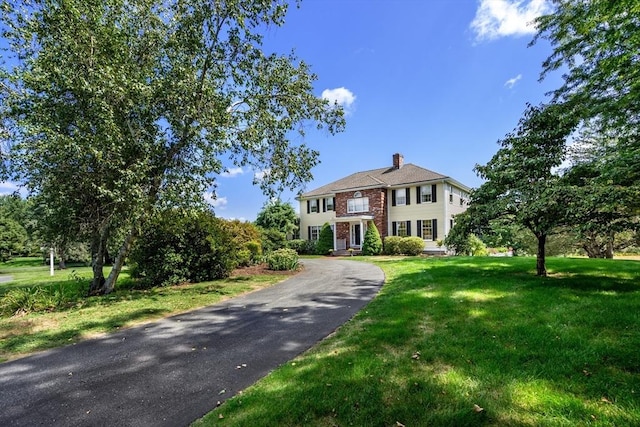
[332,222,337,251]
[49,248,54,276]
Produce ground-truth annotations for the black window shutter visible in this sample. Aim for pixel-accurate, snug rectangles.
[308,226,311,241]
[391,190,396,206]
[416,220,422,238]
[333,197,336,210]
[406,221,411,236]
[416,186,421,204]
[432,219,438,239]
[432,184,437,203]
[322,198,326,212]
[307,200,310,214]
[392,221,397,236]
[406,188,411,205]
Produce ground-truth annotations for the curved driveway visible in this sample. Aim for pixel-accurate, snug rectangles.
[0,258,384,426]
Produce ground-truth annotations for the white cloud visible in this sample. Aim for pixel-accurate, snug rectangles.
[504,74,522,88]
[254,168,270,182]
[470,0,551,42]
[204,193,228,209]
[322,87,356,113]
[221,167,244,178]
[0,181,20,195]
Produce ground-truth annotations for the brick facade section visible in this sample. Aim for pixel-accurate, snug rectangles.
[334,188,388,248]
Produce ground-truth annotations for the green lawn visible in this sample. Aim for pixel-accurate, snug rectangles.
[195,256,640,427]
[0,258,290,362]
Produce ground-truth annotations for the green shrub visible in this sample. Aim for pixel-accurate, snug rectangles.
[362,221,383,255]
[236,249,252,268]
[400,236,426,256]
[246,241,263,264]
[260,228,287,253]
[286,239,316,255]
[129,210,239,288]
[315,223,334,255]
[0,283,81,316]
[383,236,403,255]
[468,234,488,256]
[266,248,299,271]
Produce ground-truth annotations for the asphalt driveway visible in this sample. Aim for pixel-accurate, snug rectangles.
[0,258,384,426]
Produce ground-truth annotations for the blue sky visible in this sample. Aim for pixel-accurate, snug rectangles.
[1,0,564,221]
[211,0,563,220]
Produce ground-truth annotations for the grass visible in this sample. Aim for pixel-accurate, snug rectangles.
[0,258,290,362]
[194,256,640,427]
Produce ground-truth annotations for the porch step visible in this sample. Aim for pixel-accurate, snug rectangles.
[332,249,362,256]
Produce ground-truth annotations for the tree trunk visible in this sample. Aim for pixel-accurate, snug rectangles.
[536,233,547,276]
[102,228,138,295]
[605,231,614,259]
[88,231,107,295]
[57,242,66,270]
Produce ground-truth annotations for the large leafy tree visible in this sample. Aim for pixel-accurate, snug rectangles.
[1,0,344,294]
[255,199,298,237]
[534,0,640,219]
[534,0,640,130]
[473,103,577,276]
[561,126,639,258]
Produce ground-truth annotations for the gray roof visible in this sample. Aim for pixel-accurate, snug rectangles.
[301,163,450,198]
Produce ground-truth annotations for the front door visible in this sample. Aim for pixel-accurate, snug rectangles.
[351,224,361,247]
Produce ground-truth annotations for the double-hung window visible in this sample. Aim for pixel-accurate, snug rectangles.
[308,225,322,241]
[347,197,369,213]
[392,221,411,237]
[325,197,334,211]
[417,219,438,241]
[420,185,432,203]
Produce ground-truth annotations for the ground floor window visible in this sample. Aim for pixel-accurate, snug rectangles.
[392,220,411,237]
[417,219,438,241]
[308,225,322,241]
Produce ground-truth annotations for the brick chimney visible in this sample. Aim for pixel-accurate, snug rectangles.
[393,153,404,169]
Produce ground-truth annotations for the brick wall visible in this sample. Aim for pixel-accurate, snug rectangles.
[335,188,388,240]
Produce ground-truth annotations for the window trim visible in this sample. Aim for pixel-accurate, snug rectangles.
[347,197,369,213]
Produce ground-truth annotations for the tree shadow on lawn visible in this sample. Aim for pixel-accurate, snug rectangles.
[211,257,640,426]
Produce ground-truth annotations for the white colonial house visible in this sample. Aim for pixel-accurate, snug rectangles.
[297,153,470,254]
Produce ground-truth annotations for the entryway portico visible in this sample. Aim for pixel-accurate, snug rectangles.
[331,215,373,251]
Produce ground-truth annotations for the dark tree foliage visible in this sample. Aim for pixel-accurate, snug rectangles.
[255,200,298,238]
[1,0,344,295]
[315,222,334,255]
[362,221,382,256]
[129,210,239,288]
[473,103,578,276]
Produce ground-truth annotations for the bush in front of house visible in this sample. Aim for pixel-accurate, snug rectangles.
[383,236,403,255]
[362,221,382,255]
[287,239,316,255]
[266,248,299,271]
[400,236,426,256]
[315,222,334,255]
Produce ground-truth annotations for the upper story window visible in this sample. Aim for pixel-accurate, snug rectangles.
[309,199,318,213]
[396,190,407,206]
[347,197,369,213]
[420,185,432,203]
[325,197,334,211]
[449,194,453,204]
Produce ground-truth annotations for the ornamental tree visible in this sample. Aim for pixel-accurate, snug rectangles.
[361,221,382,255]
[0,0,344,294]
[473,103,578,276]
